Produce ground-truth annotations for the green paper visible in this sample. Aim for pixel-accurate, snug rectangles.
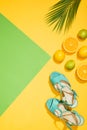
[0,14,50,115]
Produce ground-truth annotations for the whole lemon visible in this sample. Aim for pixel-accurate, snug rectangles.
[78,46,87,59]
[54,50,65,63]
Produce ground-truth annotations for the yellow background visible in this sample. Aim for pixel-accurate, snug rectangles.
[0,0,87,130]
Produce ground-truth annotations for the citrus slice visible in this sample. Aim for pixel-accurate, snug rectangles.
[62,37,78,54]
[76,64,87,81]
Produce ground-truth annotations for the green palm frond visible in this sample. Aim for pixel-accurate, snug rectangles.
[46,0,81,32]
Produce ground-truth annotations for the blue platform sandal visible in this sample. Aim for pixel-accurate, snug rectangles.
[50,72,78,108]
[46,98,84,130]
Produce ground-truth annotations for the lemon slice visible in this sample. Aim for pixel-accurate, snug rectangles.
[62,37,78,54]
[77,64,87,81]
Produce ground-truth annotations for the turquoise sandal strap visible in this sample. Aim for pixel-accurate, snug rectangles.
[47,99,63,117]
[50,99,67,118]
[62,100,70,106]
[72,90,78,97]
[72,110,82,124]
[50,72,69,85]
[66,123,72,130]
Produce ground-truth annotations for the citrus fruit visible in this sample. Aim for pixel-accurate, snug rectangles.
[62,37,78,54]
[76,64,87,81]
[78,46,87,59]
[65,60,75,70]
[77,29,87,40]
[54,50,65,63]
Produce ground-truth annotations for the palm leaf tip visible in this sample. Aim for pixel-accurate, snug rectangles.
[46,0,81,32]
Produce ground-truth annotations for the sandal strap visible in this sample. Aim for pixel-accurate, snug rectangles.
[63,112,78,125]
[60,80,71,88]
[58,82,77,106]
[50,73,69,85]
[55,103,67,118]
[55,109,62,117]
[72,110,82,125]
[50,99,63,117]
[59,82,77,98]
[72,90,78,97]
[63,90,74,104]
[66,123,72,130]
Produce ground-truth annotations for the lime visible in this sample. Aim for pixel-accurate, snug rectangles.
[65,60,75,70]
[54,50,65,63]
[78,46,87,59]
[77,29,87,40]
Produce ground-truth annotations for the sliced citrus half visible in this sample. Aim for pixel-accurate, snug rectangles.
[62,37,78,54]
[76,64,87,81]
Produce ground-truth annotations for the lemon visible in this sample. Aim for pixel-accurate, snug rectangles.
[54,50,65,63]
[65,60,75,70]
[78,46,87,59]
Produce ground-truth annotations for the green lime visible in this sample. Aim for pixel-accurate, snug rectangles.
[77,29,87,40]
[65,60,75,70]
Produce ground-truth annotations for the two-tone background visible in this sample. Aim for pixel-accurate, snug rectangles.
[0,0,87,130]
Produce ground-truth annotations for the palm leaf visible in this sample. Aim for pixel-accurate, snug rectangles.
[46,0,81,32]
